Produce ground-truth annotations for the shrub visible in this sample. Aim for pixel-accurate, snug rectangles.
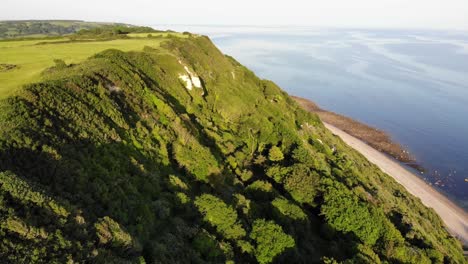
[283,164,320,205]
[250,219,295,264]
[272,197,307,221]
[94,216,133,249]
[268,146,284,162]
[194,194,246,239]
[321,181,382,245]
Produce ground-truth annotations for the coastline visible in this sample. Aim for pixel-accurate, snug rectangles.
[292,96,423,171]
[323,122,468,245]
[293,95,467,244]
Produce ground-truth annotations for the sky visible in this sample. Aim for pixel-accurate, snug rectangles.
[2,0,468,30]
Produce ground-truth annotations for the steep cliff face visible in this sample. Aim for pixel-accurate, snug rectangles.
[0,35,464,263]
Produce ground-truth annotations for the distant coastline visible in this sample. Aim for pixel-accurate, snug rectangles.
[294,95,468,245]
[292,96,424,172]
[324,123,468,245]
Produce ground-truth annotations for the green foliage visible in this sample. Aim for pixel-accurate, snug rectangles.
[173,139,220,182]
[250,219,295,264]
[266,165,291,183]
[94,216,133,248]
[321,180,384,245]
[194,194,246,240]
[192,230,224,261]
[73,25,164,39]
[266,164,319,205]
[268,146,284,161]
[343,244,382,263]
[246,180,275,200]
[0,20,128,39]
[234,193,252,217]
[0,36,168,99]
[283,164,320,205]
[0,32,464,263]
[53,59,67,69]
[168,175,189,191]
[0,171,69,218]
[272,197,307,221]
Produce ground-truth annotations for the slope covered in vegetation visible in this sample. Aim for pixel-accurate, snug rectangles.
[0,20,129,39]
[0,27,184,98]
[0,32,465,263]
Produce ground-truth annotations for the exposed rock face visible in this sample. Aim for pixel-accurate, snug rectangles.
[178,74,193,90]
[178,61,203,90]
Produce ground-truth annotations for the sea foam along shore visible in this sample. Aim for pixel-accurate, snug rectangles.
[324,122,468,245]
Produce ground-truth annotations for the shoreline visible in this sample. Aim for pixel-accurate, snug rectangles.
[323,122,468,245]
[293,95,467,244]
[292,96,424,171]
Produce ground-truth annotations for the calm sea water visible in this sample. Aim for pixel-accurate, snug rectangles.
[155,25,468,210]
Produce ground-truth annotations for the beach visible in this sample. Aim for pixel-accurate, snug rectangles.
[292,96,416,165]
[324,122,468,245]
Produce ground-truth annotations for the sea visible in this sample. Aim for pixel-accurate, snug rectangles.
[154,25,468,210]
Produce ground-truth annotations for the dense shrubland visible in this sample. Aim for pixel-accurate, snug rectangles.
[72,25,165,40]
[0,33,465,263]
[0,20,128,39]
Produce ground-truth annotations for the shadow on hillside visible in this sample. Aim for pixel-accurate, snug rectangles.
[0,138,176,255]
[0,67,366,263]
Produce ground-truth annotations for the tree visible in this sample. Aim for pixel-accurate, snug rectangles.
[271,197,307,221]
[94,216,133,249]
[320,181,382,245]
[268,146,284,162]
[194,194,246,240]
[283,164,320,205]
[250,219,295,264]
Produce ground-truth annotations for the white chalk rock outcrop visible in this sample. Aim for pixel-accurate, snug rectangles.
[191,75,202,88]
[178,61,203,90]
[178,74,193,90]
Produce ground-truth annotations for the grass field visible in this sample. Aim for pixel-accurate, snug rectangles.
[0,37,173,98]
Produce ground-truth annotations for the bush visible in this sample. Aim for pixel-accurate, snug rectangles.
[283,164,320,205]
[250,219,295,264]
[271,197,307,221]
[94,216,133,249]
[320,181,382,245]
[194,194,246,240]
[268,146,284,162]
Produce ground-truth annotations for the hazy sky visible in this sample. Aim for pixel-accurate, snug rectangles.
[2,0,468,30]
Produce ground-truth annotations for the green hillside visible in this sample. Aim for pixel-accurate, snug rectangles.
[0,30,185,99]
[0,30,465,263]
[0,20,130,39]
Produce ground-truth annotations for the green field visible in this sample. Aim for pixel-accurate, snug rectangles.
[0,36,179,98]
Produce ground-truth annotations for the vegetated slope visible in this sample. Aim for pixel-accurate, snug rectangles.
[0,30,182,99]
[291,96,418,166]
[0,35,465,263]
[0,20,129,39]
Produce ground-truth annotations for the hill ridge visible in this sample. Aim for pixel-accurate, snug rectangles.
[0,34,465,263]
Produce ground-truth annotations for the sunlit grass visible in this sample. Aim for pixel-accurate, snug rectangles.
[0,37,169,98]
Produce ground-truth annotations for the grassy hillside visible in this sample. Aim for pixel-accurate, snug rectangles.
[0,33,184,98]
[0,31,465,263]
